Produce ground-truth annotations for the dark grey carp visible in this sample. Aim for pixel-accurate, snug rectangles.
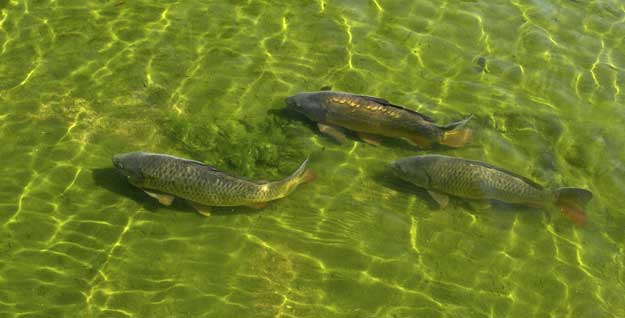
[390,155,592,225]
[285,91,472,148]
[112,152,315,216]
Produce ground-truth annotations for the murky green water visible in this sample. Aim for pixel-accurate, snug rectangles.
[1,0,624,317]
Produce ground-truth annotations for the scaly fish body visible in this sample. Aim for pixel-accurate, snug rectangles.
[112,152,313,210]
[324,93,441,141]
[393,155,551,205]
[391,155,592,225]
[285,91,472,147]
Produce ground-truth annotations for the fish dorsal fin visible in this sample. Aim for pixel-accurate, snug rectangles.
[465,159,544,189]
[354,94,435,122]
[179,158,241,179]
[180,158,221,172]
[156,153,221,172]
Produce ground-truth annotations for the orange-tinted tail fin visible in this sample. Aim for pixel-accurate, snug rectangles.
[300,169,316,184]
[439,115,473,148]
[555,187,593,226]
[288,157,315,185]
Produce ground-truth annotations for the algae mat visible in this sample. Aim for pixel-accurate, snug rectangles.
[1,0,625,317]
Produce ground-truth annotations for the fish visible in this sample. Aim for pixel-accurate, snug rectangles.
[112,152,315,216]
[285,90,472,148]
[390,155,593,225]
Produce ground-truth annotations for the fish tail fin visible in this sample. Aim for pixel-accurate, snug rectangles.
[440,128,472,148]
[290,157,316,184]
[440,114,473,131]
[264,158,315,200]
[554,187,593,226]
[280,157,314,198]
[438,115,473,148]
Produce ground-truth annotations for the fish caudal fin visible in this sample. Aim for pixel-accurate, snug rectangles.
[439,115,473,148]
[440,128,472,148]
[264,158,315,201]
[290,157,316,185]
[554,187,593,226]
[301,169,316,183]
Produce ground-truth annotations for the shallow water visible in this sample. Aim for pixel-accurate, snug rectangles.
[1,0,624,317]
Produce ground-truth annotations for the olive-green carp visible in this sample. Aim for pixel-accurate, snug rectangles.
[390,155,592,225]
[112,152,315,216]
[285,91,472,148]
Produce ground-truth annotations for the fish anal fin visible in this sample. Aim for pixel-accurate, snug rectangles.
[144,190,175,206]
[407,135,432,148]
[189,202,212,217]
[318,123,348,144]
[358,132,382,146]
[428,190,449,209]
[468,200,491,211]
[245,202,269,209]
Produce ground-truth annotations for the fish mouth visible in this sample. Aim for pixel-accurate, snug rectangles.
[112,155,132,178]
[389,161,404,178]
[389,161,401,172]
[112,155,124,170]
[284,96,298,110]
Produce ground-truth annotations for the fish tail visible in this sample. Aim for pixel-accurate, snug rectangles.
[270,157,315,199]
[438,115,473,148]
[289,157,316,185]
[554,187,593,226]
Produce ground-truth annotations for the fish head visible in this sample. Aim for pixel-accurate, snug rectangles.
[112,152,147,186]
[285,92,327,122]
[390,156,432,188]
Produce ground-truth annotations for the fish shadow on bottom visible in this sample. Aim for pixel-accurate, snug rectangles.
[91,168,267,217]
[269,108,317,131]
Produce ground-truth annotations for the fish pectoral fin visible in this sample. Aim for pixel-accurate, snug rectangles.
[468,200,491,211]
[143,190,175,206]
[357,132,382,146]
[189,202,211,217]
[427,190,449,209]
[245,202,269,209]
[317,123,348,144]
